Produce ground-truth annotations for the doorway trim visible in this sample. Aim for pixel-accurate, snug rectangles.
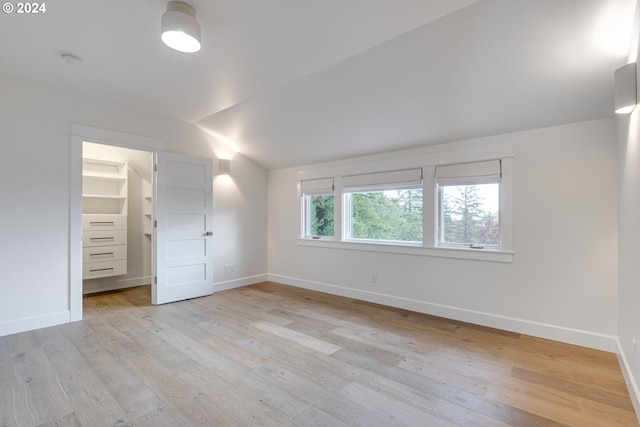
[70,124,164,322]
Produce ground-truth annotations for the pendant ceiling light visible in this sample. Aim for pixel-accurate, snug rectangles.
[161,1,201,53]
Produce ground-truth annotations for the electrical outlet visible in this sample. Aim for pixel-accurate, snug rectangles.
[230,264,236,272]
[223,264,229,273]
[371,272,378,284]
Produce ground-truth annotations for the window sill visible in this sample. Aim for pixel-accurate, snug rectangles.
[297,238,513,263]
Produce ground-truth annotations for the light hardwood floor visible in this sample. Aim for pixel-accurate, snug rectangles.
[1,282,638,427]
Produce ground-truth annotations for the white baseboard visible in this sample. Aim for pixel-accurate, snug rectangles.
[268,274,618,353]
[83,276,151,294]
[0,311,70,337]
[82,273,268,295]
[82,274,267,295]
[617,339,640,422]
[0,274,268,337]
[215,274,269,292]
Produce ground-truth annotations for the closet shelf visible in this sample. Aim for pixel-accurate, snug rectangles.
[82,173,127,181]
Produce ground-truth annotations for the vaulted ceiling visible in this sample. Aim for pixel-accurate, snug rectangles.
[0,0,634,169]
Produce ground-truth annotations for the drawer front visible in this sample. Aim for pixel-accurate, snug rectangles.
[83,245,127,263]
[83,259,127,280]
[83,214,126,230]
[83,230,127,247]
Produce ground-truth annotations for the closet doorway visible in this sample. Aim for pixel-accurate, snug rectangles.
[70,125,215,322]
[81,142,154,297]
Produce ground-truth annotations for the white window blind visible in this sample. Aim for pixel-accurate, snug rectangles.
[343,168,423,192]
[435,160,501,185]
[301,178,334,195]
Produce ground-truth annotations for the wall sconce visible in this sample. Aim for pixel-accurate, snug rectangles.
[218,158,231,176]
[615,62,637,114]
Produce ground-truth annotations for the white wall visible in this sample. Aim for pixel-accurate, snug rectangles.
[268,118,618,351]
[213,152,269,290]
[619,107,640,415]
[617,0,640,412]
[0,73,268,335]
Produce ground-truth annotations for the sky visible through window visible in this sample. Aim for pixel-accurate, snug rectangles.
[476,184,499,213]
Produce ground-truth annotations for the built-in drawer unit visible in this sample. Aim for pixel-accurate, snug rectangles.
[82,214,127,231]
[83,259,127,279]
[83,230,127,247]
[82,157,128,280]
[82,245,127,263]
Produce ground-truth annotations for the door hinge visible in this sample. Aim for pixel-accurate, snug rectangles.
[154,220,157,228]
[154,276,157,284]
[154,163,158,172]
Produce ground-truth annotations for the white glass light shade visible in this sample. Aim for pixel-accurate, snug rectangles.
[161,1,201,53]
[615,62,637,114]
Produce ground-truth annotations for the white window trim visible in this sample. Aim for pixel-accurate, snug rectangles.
[296,142,513,263]
[297,238,514,263]
[303,195,336,240]
[434,159,504,249]
[301,194,333,240]
[436,181,502,250]
[299,178,336,240]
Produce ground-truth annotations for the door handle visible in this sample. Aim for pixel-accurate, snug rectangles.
[204,231,213,236]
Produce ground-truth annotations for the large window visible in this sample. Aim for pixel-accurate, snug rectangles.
[298,154,512,262]
[345,190,423,242]
[435,160,501,249]
[301,178,334,239]
[343,169,423,243]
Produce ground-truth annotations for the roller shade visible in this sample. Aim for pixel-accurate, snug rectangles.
[301,178,334,195]
[343,168,422,192]
[435,160,501,185]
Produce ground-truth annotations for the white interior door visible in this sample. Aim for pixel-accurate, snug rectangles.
[153,152,214,304]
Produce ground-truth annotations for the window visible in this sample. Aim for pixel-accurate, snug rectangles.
[343,169,423,243]
[304,194,334,237]
[297,151,512,262]
[301,178,334,239]
[435,160,501,249]
[439,183,500,247]
[345,190,423,242]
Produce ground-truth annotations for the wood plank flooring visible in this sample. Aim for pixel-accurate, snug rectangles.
[0,282,638,427]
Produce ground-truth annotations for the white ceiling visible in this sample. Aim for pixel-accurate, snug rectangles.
[0,0,635,169]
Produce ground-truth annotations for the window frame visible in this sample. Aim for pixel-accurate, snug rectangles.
[299,177,336,241]
[296,145,513,263]
[436,180,502,250]
[343,185,424,245]
[301,192,335,240]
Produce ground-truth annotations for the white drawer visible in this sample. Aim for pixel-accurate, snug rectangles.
[83,230,127,247]
[83,245,127,262]
[83,214,127,230]
[83,259,127,279]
